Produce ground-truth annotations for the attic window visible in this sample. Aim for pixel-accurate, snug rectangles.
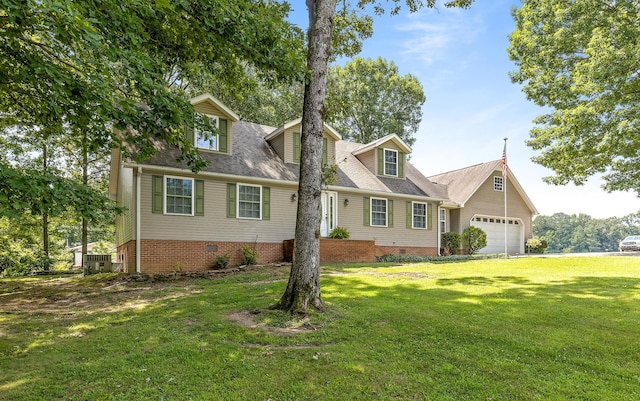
[494,176,503,191]
[195,115,219,150]
[384,149,398,176]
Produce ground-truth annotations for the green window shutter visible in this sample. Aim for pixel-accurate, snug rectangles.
[427,203,433,230]
[363,197,370,226]
[293,132,301,162]
[219,118,228,153]
[377,148,384,175]
[152,175,163,214]
[406,201,412,229]
[186,113,195,144]
[195,180,204,216]
[398,152,404,178]
[227,183,236,218]
[388,199,393,227]
[262,187,270,220]
[322,138,328,166]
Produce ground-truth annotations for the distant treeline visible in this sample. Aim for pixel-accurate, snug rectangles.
[533,212,640,253]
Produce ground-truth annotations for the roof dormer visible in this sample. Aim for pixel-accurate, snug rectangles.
[189,93,239,154]
[352,134,411,179]
[265,118,342,165]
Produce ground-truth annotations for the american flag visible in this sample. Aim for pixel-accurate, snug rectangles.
[501,140,508,178]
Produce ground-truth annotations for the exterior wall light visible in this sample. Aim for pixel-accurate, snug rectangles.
[291,193,297,202]
[344,198,349,206]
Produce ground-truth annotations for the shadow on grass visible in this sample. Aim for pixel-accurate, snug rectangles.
[2,269,640,400]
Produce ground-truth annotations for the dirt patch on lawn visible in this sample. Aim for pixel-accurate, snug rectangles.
[227,310,319,335]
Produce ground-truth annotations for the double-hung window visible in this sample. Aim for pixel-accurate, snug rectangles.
[384,149,398,176]
[494,176,503,191]
[371,198,388,227]
[165,176,194,215]
[412,202,427,229]
[440,209,446,233]
[238,184,262,219]
[195,115,219,151]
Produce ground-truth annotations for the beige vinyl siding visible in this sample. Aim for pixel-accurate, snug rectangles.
[194,102,226,117]
[115,165,135,246]
[281,128,337,165]
[457,174,533,238]
[270,134,285,160]
[139,173,297,242]
[336,193,438,248]
[356,149,376,175]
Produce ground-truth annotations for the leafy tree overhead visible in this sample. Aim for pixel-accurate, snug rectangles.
[326,57,426,147]
[0,0,306,172]
[508,0,640,194]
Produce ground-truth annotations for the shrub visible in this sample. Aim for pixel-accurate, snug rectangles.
[214,254,230,269]
[328,226,350,239]
[241,245,258,265]
[462,226,487,255]
[441,232,461,255]
[526,237,548,254]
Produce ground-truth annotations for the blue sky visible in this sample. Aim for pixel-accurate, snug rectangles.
[288,1,639,218]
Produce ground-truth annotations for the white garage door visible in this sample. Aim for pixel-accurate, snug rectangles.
[471,216,523,254]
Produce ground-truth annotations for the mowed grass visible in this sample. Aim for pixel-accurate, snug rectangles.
[1,256,639,400]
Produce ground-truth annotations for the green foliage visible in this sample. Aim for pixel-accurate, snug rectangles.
[508,0,640,194]
[326,57,425,147]
[533,212,639,253]
[462,226,487,255]
[328,226,350,239]
[241,245,258,266]
[0,161,121,221]
[526,237,548,254]
[441,232,461,255]
[214,254,230,270]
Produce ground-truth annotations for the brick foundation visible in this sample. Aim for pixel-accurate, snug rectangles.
[134,240,283,274]
[118,239,439,274]
[375,245,438,258]
[320,239,375,263]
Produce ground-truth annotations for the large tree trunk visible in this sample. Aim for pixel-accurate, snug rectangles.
[273,0,336,314]
[42,140,50,270]
[81,147,88,268]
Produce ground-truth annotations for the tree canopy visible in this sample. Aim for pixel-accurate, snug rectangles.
[0,0,306,171]
[533,212,640,253]
[508,0,640,194]
[326,57,425,147]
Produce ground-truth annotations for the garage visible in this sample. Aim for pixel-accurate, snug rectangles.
[471,216,524,254]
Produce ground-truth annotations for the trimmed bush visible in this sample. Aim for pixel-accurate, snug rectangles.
[462,226,487,255]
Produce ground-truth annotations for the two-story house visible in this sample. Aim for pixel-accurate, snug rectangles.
[109,93,537,274]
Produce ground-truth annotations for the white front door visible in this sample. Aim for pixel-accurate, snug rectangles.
[320,191,338,237]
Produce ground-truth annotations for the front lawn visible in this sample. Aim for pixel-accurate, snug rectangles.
[1,256,639,400]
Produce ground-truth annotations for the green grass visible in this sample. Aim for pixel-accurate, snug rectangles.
[1,256,639,400]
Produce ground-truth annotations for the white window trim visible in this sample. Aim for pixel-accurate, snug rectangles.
[237,183,262,220]
[494,176,504,192]
[412,201,427,230]
[383,148,398,177]
[440,208,447,233]
[195,113,220,151]
[370,197,388,227]
[164,175,194,216]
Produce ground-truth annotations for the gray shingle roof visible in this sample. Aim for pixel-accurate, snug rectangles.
[137,120,449,200]
[428,161,500,205]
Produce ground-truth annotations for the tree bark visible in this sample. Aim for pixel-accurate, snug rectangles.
[273,0,336,314]
[42,140,49,270]
[81,147,88,268]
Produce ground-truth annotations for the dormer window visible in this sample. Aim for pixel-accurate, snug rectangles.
[384,149,398,176]
[195,115,219,151]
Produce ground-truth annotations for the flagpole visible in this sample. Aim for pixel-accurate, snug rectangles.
[502,138,508,258]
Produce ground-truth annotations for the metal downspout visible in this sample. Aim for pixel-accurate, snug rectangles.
[136,167,142,273]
